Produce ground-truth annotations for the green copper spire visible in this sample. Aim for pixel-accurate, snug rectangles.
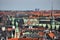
[8,16,11,21]
[15,22,19,36]
[16,22,18,27]
[12,17,15,26]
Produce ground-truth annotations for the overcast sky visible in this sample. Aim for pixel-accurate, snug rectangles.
[0,0,60,10]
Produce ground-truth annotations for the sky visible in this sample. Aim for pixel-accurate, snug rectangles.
[0,0,60,10]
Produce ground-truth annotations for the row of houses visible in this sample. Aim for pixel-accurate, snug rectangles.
[0,10,60,26]
[0,10,60,17]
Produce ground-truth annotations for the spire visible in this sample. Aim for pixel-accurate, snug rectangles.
[12,17,15,26]
[50,0,55,30]
[15,22,20,38]
[16,22,18,27]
